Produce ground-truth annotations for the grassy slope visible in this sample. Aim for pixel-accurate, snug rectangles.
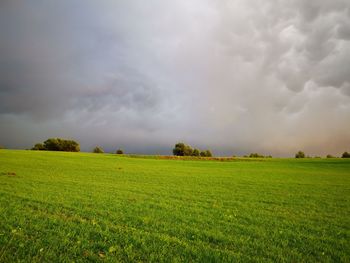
[0,150,349,262]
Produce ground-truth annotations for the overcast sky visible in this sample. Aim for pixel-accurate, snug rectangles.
[1,0,350,156]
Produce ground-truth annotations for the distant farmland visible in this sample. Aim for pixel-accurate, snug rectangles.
[0,150,349,262]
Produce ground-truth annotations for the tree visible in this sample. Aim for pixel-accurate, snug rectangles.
[295,151,305,158]
[192,148,200,157]
[93,146,104,153]
[205,150,213,157]
[326,154,334,158]
[342,152,350,158]
[59,139,80,152]
[116,149,124,154]
[249,153,264,158]
[199,150,213,157]
[173,143,193,156]
[43,138,60,151]
[34,138,80,152]
[31,143,45,150]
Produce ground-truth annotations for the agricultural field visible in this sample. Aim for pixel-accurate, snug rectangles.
[0,149,349,262]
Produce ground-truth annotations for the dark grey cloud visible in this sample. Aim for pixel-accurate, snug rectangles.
[1,0,349,156]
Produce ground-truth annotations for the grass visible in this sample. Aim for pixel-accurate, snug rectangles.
[0,149,349,262]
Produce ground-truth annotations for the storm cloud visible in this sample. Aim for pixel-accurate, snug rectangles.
[1,0,349,156]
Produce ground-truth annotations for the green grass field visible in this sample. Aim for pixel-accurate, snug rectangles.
[0,150,349,262]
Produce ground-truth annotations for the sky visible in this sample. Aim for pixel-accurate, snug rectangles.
[1,0,350,156]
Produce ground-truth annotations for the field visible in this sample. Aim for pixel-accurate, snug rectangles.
[0,150,349,262]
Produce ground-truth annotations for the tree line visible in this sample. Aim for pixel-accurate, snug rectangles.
[295,150,350,158]
[29,138,350,158]
[31,138,124,154]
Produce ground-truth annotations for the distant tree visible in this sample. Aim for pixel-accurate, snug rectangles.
[173,143,193,156]
[0,145,5,149]
[192,148,200,157]
[249,153,265,158]
[199,150,213,157]
[31,143,45,151]
[43,138,60,151]
[295,151,305,158]
[60,139,80,152]
[205,150,213,157]
[200,151,207,157]
[342,152,350,158]
[40,138,80,152]
[93,146,104,153]
[116,149,124,154]
[326,154,334,158]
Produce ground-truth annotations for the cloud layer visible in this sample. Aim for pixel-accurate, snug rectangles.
[1,0,349,156]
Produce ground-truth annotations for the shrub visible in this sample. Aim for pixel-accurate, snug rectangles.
[93,146,104,153]
[295,151,305,158]
[326,154,334,158]
[342,152,350,158]
[116,149,124,154]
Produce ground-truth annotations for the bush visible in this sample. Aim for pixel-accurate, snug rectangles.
[32,138,80,152]
[342,152,350,158]
[31,143,45,151]
[295,151,305,158]
[326,154,334,158]
[93,146,104,153]
[116,149,124,154]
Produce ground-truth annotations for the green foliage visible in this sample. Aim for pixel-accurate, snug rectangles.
[173,143,213,157]
[342,151,350,158]
[172,142,193,156]
[204,150,212,157]
[31,143,45,151]
[116,149,124,154]
[326,154,335,158]
[1,150,349,262]
[247,153,272,158]
[31,138,80,152]
[192,149,200,157]
[198,150,211,157]
[200,151,206,157]
[249,153,264,158]
[295,151,305,158]
[93,146,104,153]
